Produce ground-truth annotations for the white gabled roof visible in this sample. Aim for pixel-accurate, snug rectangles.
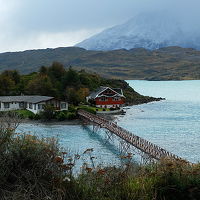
[88,86,125,99]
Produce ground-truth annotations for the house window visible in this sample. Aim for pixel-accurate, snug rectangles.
[113,97,120,101]
[4,103,10,108]
[107,90,112,94]
[38,104,45,109]
[61,103,66,109]
[104,89,114,96]
[100,97,107,101]
[29,103,33,109]
[34,104,36,110]
[19,102,24,109]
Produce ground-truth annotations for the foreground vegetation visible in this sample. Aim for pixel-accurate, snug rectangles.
[0,114,199,200]
[0,62,162,106]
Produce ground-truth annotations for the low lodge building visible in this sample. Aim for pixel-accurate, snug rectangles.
[87,86,125,108]
[0,96,68,114]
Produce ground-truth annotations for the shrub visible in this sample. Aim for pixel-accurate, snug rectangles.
[0,127,67,199]
[40,105,55,120]
[56,111,67,121]
[28,114,35,120]
[66,112,76,120]
[68,105,76,113]
[14,110,35,119]
[33,113,41,120]
[81,107,96,114]
[77,105,96,115]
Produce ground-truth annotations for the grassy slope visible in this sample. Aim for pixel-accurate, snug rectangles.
[0,46,200,80]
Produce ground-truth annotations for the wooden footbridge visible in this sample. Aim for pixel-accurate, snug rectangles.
[78,109,186,163]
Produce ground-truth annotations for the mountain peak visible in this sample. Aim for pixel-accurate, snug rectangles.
[76,11,200,51]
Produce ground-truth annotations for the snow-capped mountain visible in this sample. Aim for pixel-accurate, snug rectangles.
[76,12,200,50]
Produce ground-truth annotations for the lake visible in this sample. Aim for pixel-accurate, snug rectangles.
[17,80,200,164]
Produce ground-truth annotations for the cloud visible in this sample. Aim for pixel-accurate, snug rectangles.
[1,0,200,52]
[0,29,102,53]
[11,0,142,31]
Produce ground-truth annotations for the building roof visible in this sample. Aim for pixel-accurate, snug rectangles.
[112,88,124,96]
[0,96,54,104]
[88,86,125,99]
[89,87,107,99]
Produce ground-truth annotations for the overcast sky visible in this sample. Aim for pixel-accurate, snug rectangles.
[0,0,200,53]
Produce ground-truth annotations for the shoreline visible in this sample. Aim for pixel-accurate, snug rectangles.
[19,100,163,126]
[20,118,83,126]
[20,113,118,126]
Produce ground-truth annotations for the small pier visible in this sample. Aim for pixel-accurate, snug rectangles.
[78,109,187,162]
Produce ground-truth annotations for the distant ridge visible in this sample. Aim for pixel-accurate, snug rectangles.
[0,46,200,80]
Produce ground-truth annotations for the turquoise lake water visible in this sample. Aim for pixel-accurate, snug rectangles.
[17,80,200,164]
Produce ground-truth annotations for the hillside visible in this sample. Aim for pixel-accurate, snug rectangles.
[0,65,161,105]
[1,46,200,80]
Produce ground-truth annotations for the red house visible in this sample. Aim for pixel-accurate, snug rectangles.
[87,87,125,108]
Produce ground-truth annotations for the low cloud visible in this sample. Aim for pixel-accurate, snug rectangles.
[0,29,102,53]
[1,0,200,52]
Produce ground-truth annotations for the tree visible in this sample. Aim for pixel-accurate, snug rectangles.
[77,88,89,103]
[66,87,80,105]
[62,67,80,87]
[25,75,57,96]
[39,66,48,75]
[1,70,20,84]
[48,62,66,80]
[0,76,15,95]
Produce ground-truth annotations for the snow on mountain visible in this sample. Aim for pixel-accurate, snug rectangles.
[76,12,200,50]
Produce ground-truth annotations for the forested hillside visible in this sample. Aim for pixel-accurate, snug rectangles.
[0,62,161,105]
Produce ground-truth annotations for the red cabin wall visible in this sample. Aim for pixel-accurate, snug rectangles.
[95,97,125,106]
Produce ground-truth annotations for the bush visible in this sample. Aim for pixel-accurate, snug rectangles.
[79,106,96,114]
[28,114,35,120]
[40,105,55,120]
[0,127,67,199]
[33,113,41,120]
[68,105,76,113]
[66,112,76,120]
[56,111,67,121]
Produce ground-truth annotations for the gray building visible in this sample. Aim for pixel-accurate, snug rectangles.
[0,96,68,114]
